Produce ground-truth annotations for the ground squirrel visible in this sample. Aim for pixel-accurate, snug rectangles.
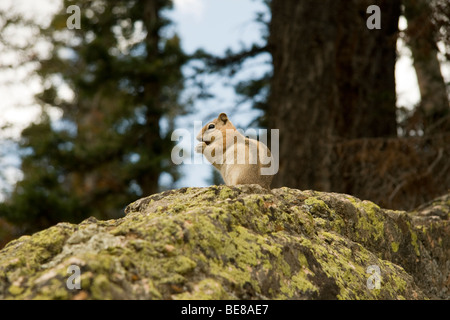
[195,113,274,189]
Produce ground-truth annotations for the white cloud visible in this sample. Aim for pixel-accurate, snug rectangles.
[0,0,61,26]
[396,37,420,109]
[173,0,206,22]
[0,0,61,140]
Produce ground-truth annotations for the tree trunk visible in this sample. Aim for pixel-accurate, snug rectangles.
[403,0,450,133]
[268,0,400,191]
[139,0,163,196]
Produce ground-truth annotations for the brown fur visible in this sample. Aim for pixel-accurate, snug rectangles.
[195,113,274,189]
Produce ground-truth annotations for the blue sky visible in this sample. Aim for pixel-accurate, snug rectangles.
[169,0,268,55]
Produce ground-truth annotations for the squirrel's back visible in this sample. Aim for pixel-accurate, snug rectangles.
[195,113,274,189]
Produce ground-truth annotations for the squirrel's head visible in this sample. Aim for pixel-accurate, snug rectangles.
[196,113,235,145]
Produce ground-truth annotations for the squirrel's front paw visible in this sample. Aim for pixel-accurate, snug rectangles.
[195,142,207,154]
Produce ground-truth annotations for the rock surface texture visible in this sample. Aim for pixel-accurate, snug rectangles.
[0,185,448,300]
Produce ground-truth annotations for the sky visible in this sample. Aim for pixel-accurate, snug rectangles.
[0,0,448,197]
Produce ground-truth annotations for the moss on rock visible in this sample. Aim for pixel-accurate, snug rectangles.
[0,185,448,300]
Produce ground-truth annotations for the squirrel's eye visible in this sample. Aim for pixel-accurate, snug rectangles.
[208,124,215,130]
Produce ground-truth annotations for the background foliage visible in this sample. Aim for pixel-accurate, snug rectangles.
[0,0,449,247]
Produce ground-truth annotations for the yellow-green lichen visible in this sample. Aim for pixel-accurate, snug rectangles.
[279,270,318,298]
[391,242,399,253]
[91,274,113,300]
[348,198,385,242]
[173,278,233,300]
[0,185,432,300]
[304,197,345,233]
[410,230,420,256]
[219,186,235,200]
[8,285,24,296]
[304,197,330,214]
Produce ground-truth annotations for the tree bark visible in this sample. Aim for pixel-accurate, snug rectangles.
[403,0,450,133]
[268,0,400,191]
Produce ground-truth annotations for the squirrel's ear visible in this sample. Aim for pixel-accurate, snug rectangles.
[219,113,228,123]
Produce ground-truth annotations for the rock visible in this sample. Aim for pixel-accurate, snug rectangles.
[0,185,448,300]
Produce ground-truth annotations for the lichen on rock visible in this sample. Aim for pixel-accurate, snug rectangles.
[0,185,448,300]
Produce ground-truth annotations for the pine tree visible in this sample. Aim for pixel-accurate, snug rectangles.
[0,0,187,232]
